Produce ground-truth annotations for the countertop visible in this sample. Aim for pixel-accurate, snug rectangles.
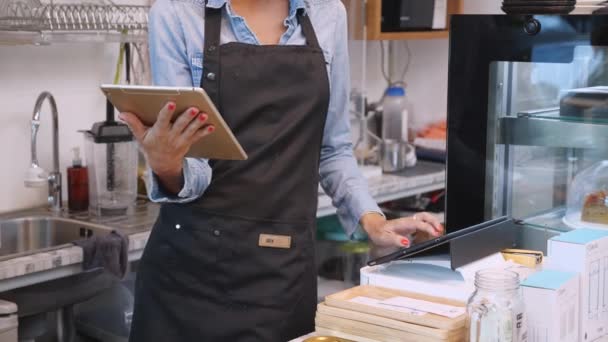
[0,162,445,292]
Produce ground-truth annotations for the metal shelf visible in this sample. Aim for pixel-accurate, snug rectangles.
[499,116,608,149]
[0,30,146,44]
[0,0,149,45]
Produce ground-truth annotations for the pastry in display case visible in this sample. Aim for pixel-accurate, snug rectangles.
[581,190,608,224]
[564,160,608,229]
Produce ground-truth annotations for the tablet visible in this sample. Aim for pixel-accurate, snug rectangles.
[101,84,248,160]
[366,216,511,267]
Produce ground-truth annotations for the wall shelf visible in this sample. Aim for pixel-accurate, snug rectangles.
[0,30,146,45]
[344,0,463,40]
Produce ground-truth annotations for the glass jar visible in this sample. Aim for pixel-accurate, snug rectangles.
[466,269,527,342]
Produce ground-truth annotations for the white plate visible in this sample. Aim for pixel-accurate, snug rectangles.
[562,210,608,230]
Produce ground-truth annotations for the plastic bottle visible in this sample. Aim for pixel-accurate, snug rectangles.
[67,147,89,212]
[382,86,410,142]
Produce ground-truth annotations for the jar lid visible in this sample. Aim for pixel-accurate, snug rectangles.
[85,120,134,144]
[385,86,406,97]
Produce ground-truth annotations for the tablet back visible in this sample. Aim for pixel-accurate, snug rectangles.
[101,85,247,160]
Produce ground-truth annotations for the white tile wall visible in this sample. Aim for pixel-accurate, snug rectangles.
[0,43,119,211]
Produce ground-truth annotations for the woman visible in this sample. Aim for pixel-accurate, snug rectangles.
[121,0,444,340]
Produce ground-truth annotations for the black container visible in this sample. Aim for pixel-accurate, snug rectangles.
[502,0,575,14]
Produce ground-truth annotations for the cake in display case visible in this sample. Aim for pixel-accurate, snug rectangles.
[564,160,608,229]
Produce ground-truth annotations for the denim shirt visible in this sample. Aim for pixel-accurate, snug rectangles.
[147,0,382,235]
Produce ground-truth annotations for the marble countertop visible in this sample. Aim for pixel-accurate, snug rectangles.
[0,162,445,289]
[0,227,153,282]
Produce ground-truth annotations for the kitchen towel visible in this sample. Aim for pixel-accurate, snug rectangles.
[74,231,129,279]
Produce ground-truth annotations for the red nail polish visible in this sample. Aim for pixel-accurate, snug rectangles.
[401,238,410,246]
[199,114,207,121]
[208,126,215,132]
[190,109,198,116]
[168,103,176,110]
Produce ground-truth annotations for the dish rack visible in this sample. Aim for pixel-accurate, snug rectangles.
[0,0,149,44]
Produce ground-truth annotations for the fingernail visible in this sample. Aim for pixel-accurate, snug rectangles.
[168,103,175,110]
[190,109,198,116]
[199,114,207,121]
[117,113,125,121]
[401,238,410,246]
[208,126,215,132]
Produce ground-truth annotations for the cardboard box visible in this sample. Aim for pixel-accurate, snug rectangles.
[547,229,608,341]
[522,270,580,342]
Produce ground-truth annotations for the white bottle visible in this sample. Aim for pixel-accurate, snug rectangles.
[382,86,410,142]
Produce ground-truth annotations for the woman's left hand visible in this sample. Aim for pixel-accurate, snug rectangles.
[361,212,444,249]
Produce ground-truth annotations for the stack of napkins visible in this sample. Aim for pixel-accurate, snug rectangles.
[315,285,466,342]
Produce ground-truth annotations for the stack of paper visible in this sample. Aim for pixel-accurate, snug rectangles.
[315,286,467,342]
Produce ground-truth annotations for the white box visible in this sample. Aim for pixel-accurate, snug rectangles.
[522,270,580,342]
[547,229,608,341]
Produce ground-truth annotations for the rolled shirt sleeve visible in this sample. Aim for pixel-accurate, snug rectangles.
[146,0,212,202]
[319,3,384,237]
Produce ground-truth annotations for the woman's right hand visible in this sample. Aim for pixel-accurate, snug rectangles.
[119,102,215,193]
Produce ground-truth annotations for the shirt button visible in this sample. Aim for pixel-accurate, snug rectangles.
[206,72,216,81]
[213,229,221,237]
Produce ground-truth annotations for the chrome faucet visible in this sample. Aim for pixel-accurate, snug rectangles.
[25,92,62,212]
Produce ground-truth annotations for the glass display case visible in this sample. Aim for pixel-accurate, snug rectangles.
[445,15,608,253]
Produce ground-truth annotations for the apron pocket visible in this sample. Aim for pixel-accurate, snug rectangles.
[217,222,314,309]
[142,207,219,272]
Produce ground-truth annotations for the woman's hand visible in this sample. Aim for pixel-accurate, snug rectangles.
[361,212,444,249]
[119,102,215,194]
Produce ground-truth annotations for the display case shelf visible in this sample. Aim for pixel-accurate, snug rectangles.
[499,116,608,149]
[520,208,571,232]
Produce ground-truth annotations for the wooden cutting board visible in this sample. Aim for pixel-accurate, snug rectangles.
[317,303,457,340]
[315,327,381,342]
[316,314,466,342]
[324,285,466,330]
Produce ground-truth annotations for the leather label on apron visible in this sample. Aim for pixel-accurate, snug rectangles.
[258,234,292,249]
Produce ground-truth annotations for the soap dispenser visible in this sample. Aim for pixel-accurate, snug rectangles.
[67,147,89,212]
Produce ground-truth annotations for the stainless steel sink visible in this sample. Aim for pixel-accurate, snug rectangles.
[0,216,113,262]
[0,200,159,263]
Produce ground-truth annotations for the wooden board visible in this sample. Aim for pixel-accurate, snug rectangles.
[316,314,466,342]
[317,303,453,339]
[315,327,381,342]
[324,286,466,330]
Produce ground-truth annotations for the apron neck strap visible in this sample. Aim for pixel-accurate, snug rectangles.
[201,6,222,102]
[204,6,222,51]
[297,10,321,49]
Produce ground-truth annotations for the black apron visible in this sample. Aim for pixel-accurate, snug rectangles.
[129,5,330,342]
